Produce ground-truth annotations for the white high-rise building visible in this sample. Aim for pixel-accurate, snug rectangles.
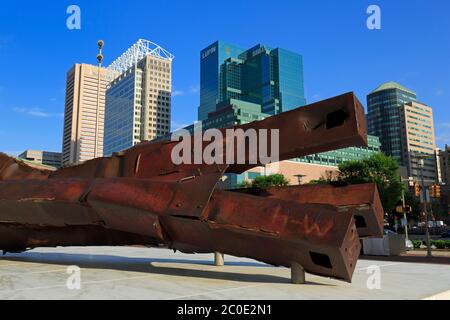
[104,39,174,156]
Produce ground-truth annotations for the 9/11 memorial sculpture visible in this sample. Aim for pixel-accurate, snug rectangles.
[0,92,383,282]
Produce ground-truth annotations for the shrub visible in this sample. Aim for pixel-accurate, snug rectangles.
[445,240,450,249]
[431,240,446,249]
[412,240,422,249]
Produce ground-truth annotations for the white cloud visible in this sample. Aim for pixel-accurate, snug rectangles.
[172,90,185,97]
[171,121,189,131]
[172,85,200,97]
[13,107,63,118]
[436,89,445,96]
[189,85,200,93]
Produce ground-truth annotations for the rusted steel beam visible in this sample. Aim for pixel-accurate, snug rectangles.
[0,93,380,283]
[226,91,367,173]
[50,92,367,179]
[233,183,384,238]
[0,175,360,282]
[0,224,160,253]
[0,153,51,181]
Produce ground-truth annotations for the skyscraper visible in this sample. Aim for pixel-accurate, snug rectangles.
[199,41,244,121]
[103,39,174,156]
[367,81,417,163]
[62,64,113,166]
[401,101,436,182]
[198,41,306,121]
[367,81,436,182]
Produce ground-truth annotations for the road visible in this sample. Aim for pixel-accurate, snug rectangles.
[0,246,449,300]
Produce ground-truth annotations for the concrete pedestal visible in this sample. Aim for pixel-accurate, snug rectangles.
[214,252,224,266]
[291,262,306,284]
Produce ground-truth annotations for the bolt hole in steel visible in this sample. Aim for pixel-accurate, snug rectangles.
[310,252,333,269]
[354,215,367,228]
[325,110,349,129]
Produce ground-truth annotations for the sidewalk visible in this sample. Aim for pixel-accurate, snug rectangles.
[1,246,450,300]
[361,250,450,265]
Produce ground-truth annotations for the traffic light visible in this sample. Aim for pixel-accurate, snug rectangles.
[430,185,436,198]
[435,185,441,198]
[415,182,421,197]
[429,184,441,198]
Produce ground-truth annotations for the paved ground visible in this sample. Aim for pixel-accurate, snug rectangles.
[0,246,449,300]
[360,250,450,265]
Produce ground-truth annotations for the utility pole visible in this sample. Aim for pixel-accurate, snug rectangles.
[401,188,409,242]
[400,177,415,242]
[419,158,432,258]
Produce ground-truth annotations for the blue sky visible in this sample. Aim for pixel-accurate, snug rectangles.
[0,0,449,154]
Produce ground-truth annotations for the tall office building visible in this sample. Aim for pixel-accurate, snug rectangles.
[367,81,417,163]
[104,39,174,156]
[401,101,436,182]
[198,41,306,121]
[367,81,436,182]
[62,64,113,166]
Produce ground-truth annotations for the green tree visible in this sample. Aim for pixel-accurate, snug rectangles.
[236,174,290,189]
[337,153,403,214]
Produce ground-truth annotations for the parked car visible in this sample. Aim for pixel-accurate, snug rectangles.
[441,230,450,238]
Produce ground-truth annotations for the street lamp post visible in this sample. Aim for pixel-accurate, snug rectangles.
[94,40,104,159]
[401,188,409,242]
[400,176,414,243]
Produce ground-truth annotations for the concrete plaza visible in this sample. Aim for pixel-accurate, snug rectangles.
[0,246,449,300]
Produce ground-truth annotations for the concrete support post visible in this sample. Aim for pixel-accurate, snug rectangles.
[291,262,306,284]
[214,252,224,266]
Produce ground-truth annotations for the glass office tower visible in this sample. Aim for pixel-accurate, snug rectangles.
[367,81,417,165]
[199,41,244,121]
[198,41,306,120]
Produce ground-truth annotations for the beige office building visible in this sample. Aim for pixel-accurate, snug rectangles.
[401,101,436,183]
[62,64,114,166]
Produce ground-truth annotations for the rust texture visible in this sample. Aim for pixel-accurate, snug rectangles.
[0,92,383,282]
[233,183,384,238]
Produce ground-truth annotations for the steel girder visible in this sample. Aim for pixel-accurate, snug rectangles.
[0,92,383,282]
